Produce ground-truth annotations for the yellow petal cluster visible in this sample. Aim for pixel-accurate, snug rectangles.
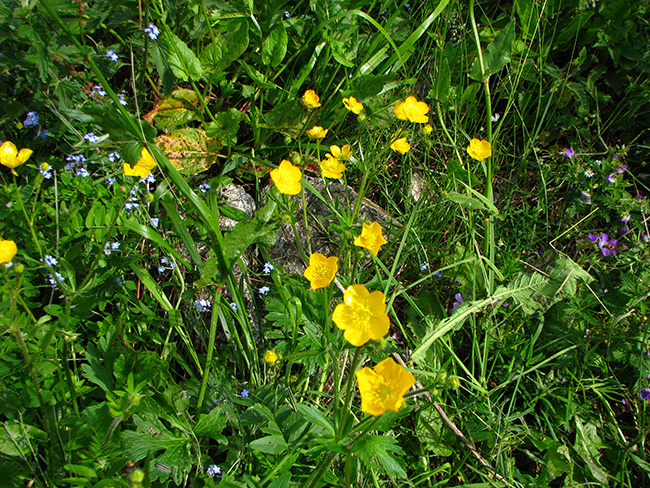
[306,126,328,140]
[390,137,410,155]
[466,138,492,161]
[356,357,416,416]
[0,239,17,264]
[343,96,364,114]
[422,124,433,135]
[354,222,387,256]
[270,159,302,195]
[303,253,338,290]
[263,350,278,364]
[301,89,321,109]
[329,144,352,160]
[332,284,390,347]
[393,96,429,123]
[123,148,157,178]
[320,155,345,179]
[0,141,33,175]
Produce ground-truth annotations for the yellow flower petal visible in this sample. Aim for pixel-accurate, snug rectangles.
[354,222,388,256]
[0,239,18,265]
[466,138,492,161]
[390,137,410,155]
[355,357,416,416]
[304,253,338,290]
[393,96,429,123]
[123,148,157,179]
[342,96,364,114]
[319,155,346,179]
[301,89,321,109]
[263,350,278,364]
[270,159,302,195]
[329,144,352,160]
[332,284,390,347]
[306,126,328,140]
[0,141,33,171]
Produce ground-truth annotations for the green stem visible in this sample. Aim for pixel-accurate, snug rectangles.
[196,288,223,413]
[336,347,364,440]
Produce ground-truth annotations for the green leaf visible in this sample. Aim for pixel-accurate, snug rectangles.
[154,128,222,174]
[262,23,288,67]
[165,32,203,82]
[193,408,228,441]
[434,58,450,103]
[249,435,288,455]
[206,108,245,143]
[350,74,395,99]
[239,60,277,89]
[295,404,335,436]
[200,19,250,75]
[356,435,407,479]
[469,19,516,82]
[143,89,202,128]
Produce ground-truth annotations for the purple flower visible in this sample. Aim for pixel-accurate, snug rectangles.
[605,174,616,183]
[640,388,650,401]
[580,191,591,204]
[564,148,575,158]
[450,293,464,314]
[591,233,618,256]
[620,215,631,225]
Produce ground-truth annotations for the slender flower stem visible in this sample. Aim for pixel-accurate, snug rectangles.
[196,288,223,413]
[336,347,364,440]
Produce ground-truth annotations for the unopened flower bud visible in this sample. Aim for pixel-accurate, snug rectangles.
[145,193,154,202]
[284,136,292,145]
[357,113,367,123]
[446,377,459,390]
[14,264,24,273]
[131,469,145,483]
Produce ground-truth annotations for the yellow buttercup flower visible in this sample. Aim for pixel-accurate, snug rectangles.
[123,148,157,179]
[467,138,492,161]
[306,126,328,140]
[0,141,33,175]
[355,357,416,416]
[343,96,364,114]
[332,284,389,347]
[270,159,302,195]
[393,96,429,123]
[422,124,433,135]
[329,144,352,160]
[354,222,387,256]
[390,137,410,155]
[320,155,346,179]
[263,350,278,364]
[301,89,321,109]
[304,253,338,290]
[0,239,17,265]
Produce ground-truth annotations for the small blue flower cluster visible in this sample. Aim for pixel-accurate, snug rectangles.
[84,132,100,144]
[104,241,120,256]
[108,151,121,163]
[158,256,176,273]
[23,111,39,127]
[144,23,160,40]
[40,164,52,179]
[206,464,221,478]
[150,218,160,228]
[41,255,65,288]
[262,262,274,274]
[258,286,270,296]
[420,262,428,271]
[65,154,90,178]
[125,185,140,210]
[92,85,107,97]
[199,183,211,193]
[194,299,211,313]
[106,50,118,62]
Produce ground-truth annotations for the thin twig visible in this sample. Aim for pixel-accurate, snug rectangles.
[392,353,514,488]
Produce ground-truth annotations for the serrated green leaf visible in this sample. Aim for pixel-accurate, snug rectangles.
[356,435,407,479]
[295,404,335,436]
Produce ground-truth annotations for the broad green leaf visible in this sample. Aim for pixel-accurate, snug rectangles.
[166,32,203,82]
[434,58,450,103]
[239,60,277,89]
[201,19,249,75]
[193,408,228,441]
[143,89,202,128]
[206,108,245,143]
[64,464,98,480]
[469,19,516,82]
[356,435,407,479]
[250,435,288,455]
[155,128,222,174]
[262,23,288,67]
